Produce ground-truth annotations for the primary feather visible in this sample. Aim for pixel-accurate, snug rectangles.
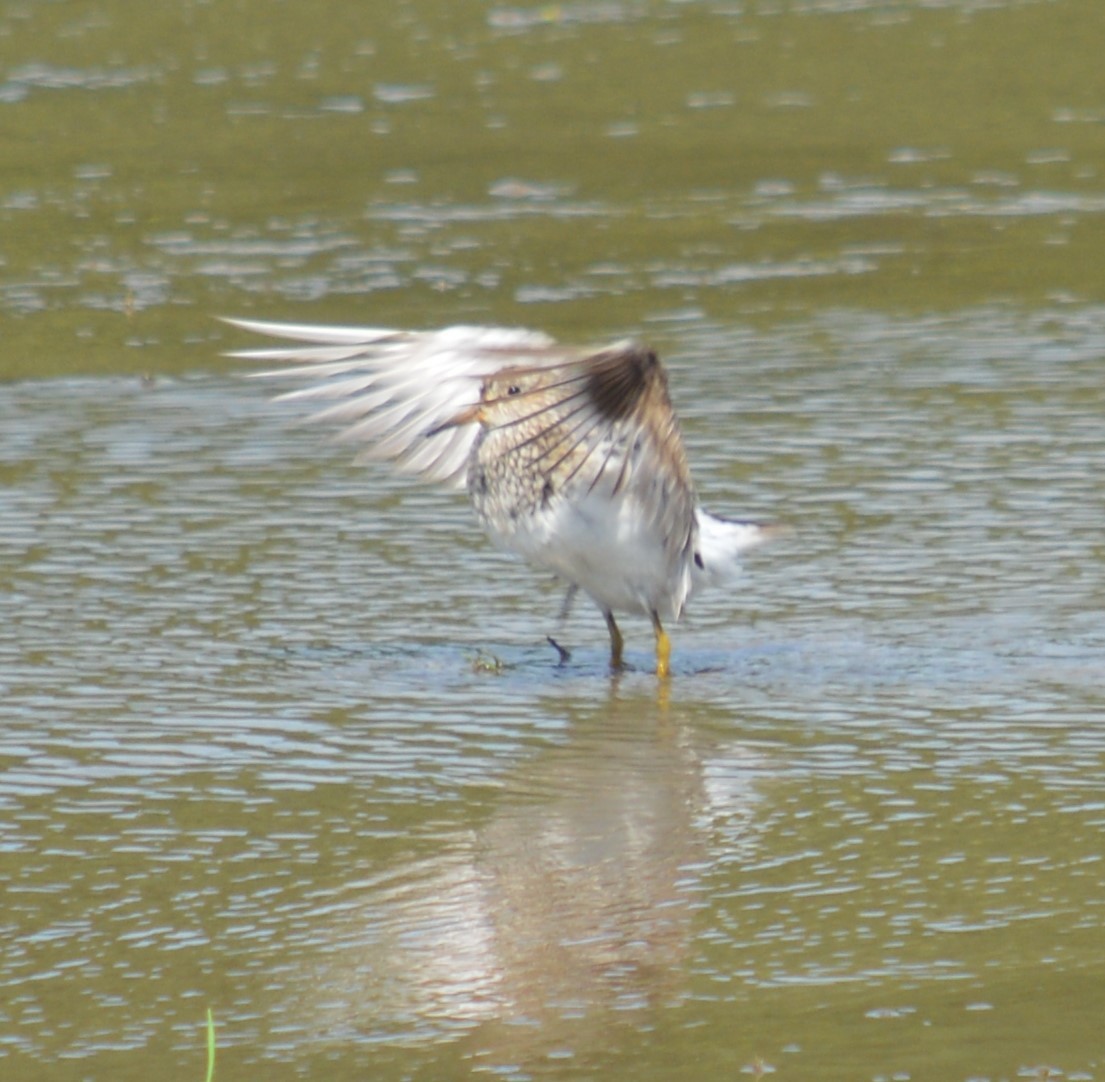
[226,317,562,488]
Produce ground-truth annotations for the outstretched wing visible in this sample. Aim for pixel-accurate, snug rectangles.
[223,317,564,488]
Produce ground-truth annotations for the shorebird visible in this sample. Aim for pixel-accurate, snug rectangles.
[226,318,775,677]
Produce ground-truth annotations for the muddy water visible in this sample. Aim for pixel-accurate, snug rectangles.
[2,2,1105,1080]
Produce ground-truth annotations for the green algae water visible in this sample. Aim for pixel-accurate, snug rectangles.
[3,2,1105,1079]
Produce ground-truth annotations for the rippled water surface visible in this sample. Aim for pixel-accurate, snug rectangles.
[3,2,1105,1080]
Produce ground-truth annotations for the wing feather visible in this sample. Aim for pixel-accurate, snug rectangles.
[224,317,561,488]
[479,342,698,571]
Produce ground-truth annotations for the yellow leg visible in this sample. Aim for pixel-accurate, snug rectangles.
[651,611,671,679]
[604,610,624,670]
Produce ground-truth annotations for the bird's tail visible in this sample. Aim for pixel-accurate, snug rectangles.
[691,509,785,592]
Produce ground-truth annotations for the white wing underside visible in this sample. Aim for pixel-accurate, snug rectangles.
[224,317,599,489]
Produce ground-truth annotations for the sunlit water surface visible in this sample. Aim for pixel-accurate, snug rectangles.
[3,1,1105,1080]
[4,311,1105,1080]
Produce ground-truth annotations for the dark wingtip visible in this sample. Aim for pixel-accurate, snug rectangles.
[586,345,661,422]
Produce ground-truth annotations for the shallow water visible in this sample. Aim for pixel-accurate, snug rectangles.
[3,1,1105,1080]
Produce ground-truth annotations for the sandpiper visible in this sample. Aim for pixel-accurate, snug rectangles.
[226,318,775,677]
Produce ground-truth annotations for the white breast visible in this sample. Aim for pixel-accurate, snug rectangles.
[481,487,693,621]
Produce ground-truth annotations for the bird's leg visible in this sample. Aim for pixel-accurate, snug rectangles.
[557,583,579,623]
[650,610,671,679]
[546,584,578,665]
[546,635,571,665]
[604,609,625,670]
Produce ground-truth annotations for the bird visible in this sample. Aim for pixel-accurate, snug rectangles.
[225,317,775,677]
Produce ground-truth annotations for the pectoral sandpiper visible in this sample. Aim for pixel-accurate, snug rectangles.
[226,318,775,677]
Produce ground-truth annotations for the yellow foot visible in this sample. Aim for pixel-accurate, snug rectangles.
[651,612,672,679]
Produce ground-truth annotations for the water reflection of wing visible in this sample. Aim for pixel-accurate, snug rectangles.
[300,714,768,1059]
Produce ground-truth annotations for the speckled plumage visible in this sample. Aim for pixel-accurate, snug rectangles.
[464,347,697,625]
[226,317,774,675]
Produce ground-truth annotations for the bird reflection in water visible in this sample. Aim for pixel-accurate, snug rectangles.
[298,691,768,1066]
